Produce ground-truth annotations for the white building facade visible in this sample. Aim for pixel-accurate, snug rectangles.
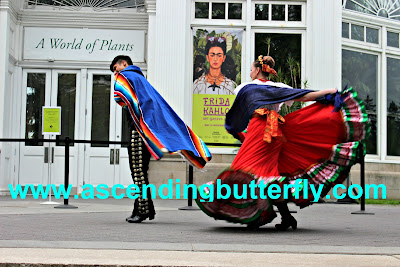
[0,0,399,198]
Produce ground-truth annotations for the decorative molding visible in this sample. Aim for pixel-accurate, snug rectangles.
[17,60,147,70]
[343,9,400,29]
[19,10,149,30]
[343,0,400,21]
[0,0,9,8]
[0,0,19,22]
[24,0,146,12]
[146,0,156,15]
[8,53,17,65]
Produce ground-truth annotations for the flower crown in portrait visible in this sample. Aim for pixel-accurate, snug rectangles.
[258,55,277,77]
[207,36,226,44]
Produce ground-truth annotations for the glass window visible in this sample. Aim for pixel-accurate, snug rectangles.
[27,0,145,9]
[272,4,285,21]
[116,0,145,8]
[195,2,209,19]
[212,3,225,19]
[345,0,375,16]
[228,3,242,20]
[288,5,301,21]
[344,0,400,22]
[91,74,111,147]
[366,27,379,44]
[25,73,46,146]
[27,0,55,5]
[255,4,269,20]
[342,22,350,38]
[255,33,302,88]
[387,31,399,48]
[342,49,378,154]
[56,73,76,146]
[387,57,400,156]
[121,109,130,148]
[351,24,364,41]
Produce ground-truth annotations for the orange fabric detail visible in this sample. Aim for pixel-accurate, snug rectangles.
[258,55,278,77]
[252,109,285,143]
[262,64,278,77]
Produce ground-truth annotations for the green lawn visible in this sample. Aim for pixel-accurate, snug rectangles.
[365,199,400,205]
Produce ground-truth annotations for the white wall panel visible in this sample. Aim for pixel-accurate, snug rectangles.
[152,0,191,123]
[0,7,8,139]
[0,1,10,194]
[146,0,156,84]
[306,0,342,91]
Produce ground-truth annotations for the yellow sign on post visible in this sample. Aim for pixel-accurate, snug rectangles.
[42,106,61,135]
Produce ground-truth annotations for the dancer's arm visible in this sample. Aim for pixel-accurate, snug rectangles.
[295,88,338,102]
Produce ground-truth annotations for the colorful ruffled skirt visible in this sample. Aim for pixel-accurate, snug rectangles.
[196,87,370,226]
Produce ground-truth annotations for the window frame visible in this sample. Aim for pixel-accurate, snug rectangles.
[341,45,382,160]
[252,1,306,27]
[385,53,400,160]
[191,0,307,155]
[386,28,400,52]
[251,28,306,86]
[342,19,382,49]
[192,0,247,25]
[343,9,400,161]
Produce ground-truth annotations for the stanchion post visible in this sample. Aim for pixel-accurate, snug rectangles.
[188,164,193,207]
[179,164,199,210]
[55,137,77,209]
[360,145,365,211]
[65,137,70,206]
[351,142,374,215]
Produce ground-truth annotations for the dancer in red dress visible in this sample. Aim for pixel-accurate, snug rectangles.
[196,55,370,230]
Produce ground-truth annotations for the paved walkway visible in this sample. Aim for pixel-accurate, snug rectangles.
[1,196,399,266]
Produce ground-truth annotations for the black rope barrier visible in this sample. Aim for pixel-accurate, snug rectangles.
[0,137,128,209]
[0,138,372,214]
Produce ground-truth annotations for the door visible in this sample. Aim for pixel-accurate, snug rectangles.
[84,70,132,187]
[20,69,81,186]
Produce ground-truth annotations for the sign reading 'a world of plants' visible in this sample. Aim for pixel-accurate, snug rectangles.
[23,27,145,62]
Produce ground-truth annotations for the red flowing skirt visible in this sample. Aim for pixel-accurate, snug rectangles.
[231,102,346,176]
[196,87,370,226]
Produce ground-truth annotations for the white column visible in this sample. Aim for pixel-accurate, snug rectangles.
[152,0,191,123]
[306,1,342,90]
[0,0,10,194]
[146,0,157,83]
[0,1,9,140]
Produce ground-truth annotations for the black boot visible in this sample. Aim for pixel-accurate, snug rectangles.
[126,199,139,221]
[126,187,155,223]
[126,210,156,223]
[275,201,297,231]
[126,203,155,223]
[246,217,262,231]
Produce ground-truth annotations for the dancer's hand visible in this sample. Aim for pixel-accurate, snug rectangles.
[328,88,338,94]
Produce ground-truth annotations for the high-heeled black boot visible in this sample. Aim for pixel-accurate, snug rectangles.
[127,210,155,223]
[246,216,262,230]
[126,199,139,221]
[127,187,155,223]
[275,201,297,231]
[126,203,155,223]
